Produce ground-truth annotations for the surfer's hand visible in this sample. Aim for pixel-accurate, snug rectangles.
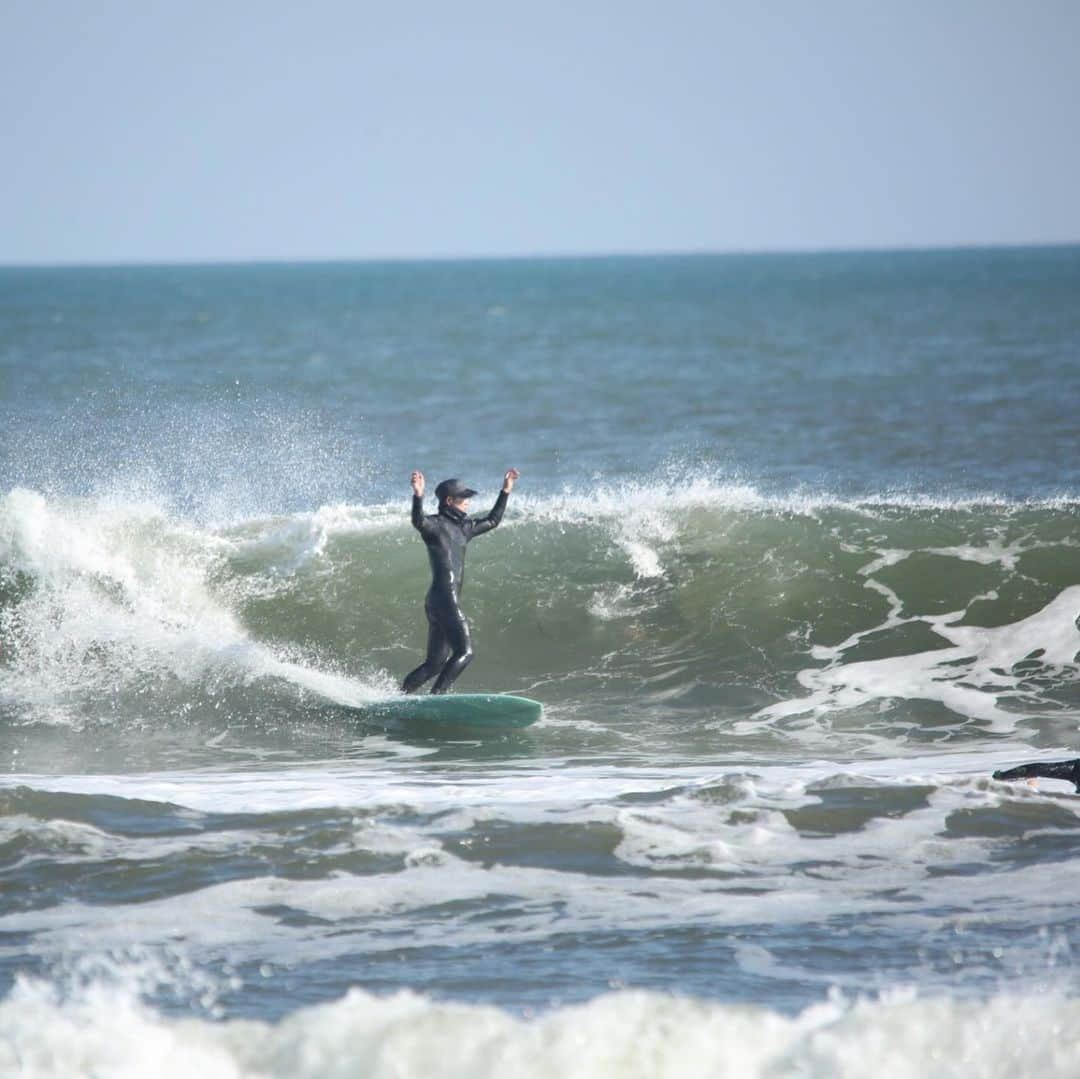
[411,471,425,497]
[502,468,520,493]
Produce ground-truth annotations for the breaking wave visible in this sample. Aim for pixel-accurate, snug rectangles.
[3,971,1080,1079]
[1,479,1077,743]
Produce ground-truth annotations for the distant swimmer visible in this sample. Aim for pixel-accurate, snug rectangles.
[993,758,1080,791]
[402,468,519,694]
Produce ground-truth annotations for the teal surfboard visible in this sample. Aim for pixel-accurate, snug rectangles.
[347,693,542,730]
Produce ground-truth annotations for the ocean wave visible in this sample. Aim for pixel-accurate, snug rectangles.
[5,753,1080,971]
[2,973,1079,1078]
[2,482,1077,739]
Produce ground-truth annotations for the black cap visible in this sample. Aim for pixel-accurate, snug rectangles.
[435,478,477,502]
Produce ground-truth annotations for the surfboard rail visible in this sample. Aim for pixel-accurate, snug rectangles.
[346,693,542,730]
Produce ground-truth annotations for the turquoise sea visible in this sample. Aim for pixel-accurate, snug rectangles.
[2,249,1080,1075]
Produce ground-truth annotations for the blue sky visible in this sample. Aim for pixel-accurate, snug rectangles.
[3,1,1078,262]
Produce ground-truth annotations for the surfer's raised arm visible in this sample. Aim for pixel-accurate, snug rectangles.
[467,469,519,539]
[410,471,429,532]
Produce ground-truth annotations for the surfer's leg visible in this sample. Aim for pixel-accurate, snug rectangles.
[402,612,450,694]
[430,605,473,694]
[993,758,1080,791]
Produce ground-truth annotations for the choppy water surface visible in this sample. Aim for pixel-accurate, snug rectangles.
[2,250,1079,1075]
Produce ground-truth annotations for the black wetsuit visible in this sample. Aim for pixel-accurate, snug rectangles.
[402,490,508,694]
[993,758,1080,791]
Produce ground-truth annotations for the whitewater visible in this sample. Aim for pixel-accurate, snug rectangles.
[2,251,1079,1075]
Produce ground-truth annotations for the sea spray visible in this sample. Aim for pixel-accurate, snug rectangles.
[3,975,1080,1078]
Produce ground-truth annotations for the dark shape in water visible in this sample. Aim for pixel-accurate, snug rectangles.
[993,758,1080,791]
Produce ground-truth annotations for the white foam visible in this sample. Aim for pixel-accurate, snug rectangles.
[223,500,407,575]
[511,477,1080,521]
[0,487,389,719]
[925,539,1029,570]
[5,751,1080,972]
[1,746,1068,816]
[3,975,1080,1079]
[7,820,1078,977]
[758,585,1080,732]
[0,810,428,875]
[0,762,724,815]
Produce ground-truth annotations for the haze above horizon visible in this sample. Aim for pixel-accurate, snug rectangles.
[3,1,1078,264]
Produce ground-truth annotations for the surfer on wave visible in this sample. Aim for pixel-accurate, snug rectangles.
[402,468,519,694]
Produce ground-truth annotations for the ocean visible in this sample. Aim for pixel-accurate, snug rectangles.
[1,249,1079,1075]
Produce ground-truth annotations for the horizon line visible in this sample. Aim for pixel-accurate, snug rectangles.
[2,238,1079,271]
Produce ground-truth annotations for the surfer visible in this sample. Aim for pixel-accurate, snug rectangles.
[993,758,1080,791]
[402,468,520,694]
